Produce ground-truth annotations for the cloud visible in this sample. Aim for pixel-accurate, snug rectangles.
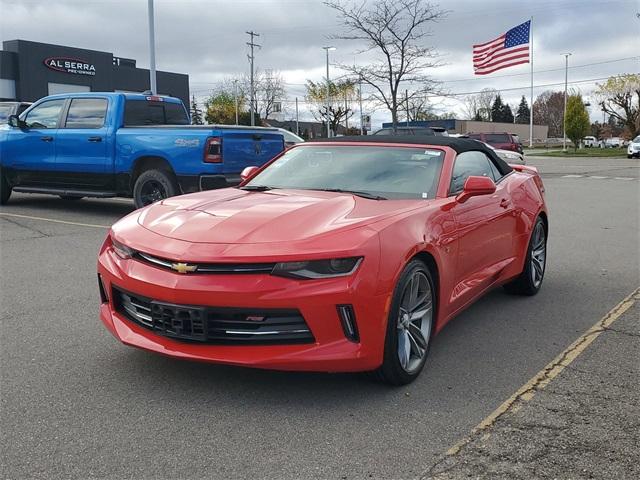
[1,0,637,126]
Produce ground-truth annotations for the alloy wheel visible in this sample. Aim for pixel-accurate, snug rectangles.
[530,222,546,288]
[140,180,167,206]
[397,271,433,374]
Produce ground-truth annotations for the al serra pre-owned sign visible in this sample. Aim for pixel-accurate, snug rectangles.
[44,57,96,76]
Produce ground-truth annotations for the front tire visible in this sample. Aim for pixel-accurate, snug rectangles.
[375,259,435,385]
[504,216,547,296]
[133,169,177,209]
[0,173,11,205]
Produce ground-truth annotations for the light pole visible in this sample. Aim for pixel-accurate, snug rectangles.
[233,80,239,125]
[562,52,572,152]
[322,46,336,138]
[147,0,157,94]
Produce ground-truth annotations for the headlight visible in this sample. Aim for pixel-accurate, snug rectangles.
[111,236,135,259]
[271,257,363,279]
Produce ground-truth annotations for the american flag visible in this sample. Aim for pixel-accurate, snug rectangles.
[473,20,531,75]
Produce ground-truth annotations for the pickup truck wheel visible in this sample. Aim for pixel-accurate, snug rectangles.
[133,169,177,209]
[0,174,11,205]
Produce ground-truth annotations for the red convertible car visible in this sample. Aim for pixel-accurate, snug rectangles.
[98,137,548,384]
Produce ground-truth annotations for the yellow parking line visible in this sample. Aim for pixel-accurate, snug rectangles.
[0,212,110,229]
[445,287,640,456]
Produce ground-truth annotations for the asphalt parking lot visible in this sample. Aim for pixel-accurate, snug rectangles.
[1,156,638,479]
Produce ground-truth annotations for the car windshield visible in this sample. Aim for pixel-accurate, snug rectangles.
[0,104,14,122]
[634,136,640,143]
[244,145,445,200]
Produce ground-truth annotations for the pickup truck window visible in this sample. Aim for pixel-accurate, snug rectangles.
[23,100,66,129]
[65,98,108,129]
[124,100,189,126]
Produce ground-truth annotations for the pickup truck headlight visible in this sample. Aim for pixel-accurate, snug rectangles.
[111,236,135,259]
[271,257,363,279]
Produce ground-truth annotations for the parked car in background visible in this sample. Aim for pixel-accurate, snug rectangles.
[0,101,32,123]
[583,136,597,148]
[276,128,304,147]
[466,132,523,154]
[481,141,526,165]
[603,137,622,148]
[0,92,285,207]
[373,126,447,136]
[627,135,640,158]
[97,136,548,385]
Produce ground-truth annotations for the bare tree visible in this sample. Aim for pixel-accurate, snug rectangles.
[240,70,286,120]
[476,88,498,121]
[325,0,446,129]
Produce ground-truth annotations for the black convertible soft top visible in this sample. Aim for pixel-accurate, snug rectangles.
[311,135,513,175]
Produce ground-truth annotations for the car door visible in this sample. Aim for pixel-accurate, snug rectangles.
[2,99,65,186]
[449,150,516,306]
[55,97,111,189]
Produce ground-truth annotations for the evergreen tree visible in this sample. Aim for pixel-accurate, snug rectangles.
[515,96,530,124]
[190,95,204,125]
[473,111,483,121]
[491,94,504,122]
[501,103,514,123]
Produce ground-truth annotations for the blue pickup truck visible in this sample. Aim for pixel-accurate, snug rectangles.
[0,92,284,208]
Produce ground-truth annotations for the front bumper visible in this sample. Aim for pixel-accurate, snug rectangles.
[98,242,389,372]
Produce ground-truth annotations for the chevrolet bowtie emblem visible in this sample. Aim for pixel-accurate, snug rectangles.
[171,262,198,274]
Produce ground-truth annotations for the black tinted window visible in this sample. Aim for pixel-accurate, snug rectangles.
[450,151,496,194]
[485,133,510,143]
[124,100,188,126]
[165,103,189,124]
[24,100,66,129]
[65,98,107,128]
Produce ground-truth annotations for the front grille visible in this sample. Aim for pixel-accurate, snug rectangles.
[112,287,314,344]
[134,251,276,275]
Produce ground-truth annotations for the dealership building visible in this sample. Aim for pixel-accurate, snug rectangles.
[0,39,189,106]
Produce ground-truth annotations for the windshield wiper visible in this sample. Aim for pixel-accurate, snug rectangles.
[239,185,274,191]
[317,188,387,200]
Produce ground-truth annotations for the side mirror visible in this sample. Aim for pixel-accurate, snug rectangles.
[456,176,496,203]
[8,115,23,128]
[240,166,260,182]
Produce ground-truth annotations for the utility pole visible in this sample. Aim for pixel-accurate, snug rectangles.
[233,80,239,125]
[295,97,299,135]
[147,0,157,94]
[358,77,364,135]
[322,46,335,138]
[562,52,572,152]
[246,31,260,126]
[405,89,410,126]
[344,92,349,131]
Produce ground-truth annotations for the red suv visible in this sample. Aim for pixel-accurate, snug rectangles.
[467,132,523,154]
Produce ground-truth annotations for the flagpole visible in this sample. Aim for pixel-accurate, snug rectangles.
[529,16,534,148]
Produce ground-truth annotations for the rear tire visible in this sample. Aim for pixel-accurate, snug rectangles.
[0,173,11,205]
[133,169,177,209]
[504,216,547,296]
[374,259,435,385]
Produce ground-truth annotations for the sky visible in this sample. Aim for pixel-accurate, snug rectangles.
[1,0,639,128]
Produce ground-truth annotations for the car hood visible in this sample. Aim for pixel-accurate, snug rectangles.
[136,188,421,244]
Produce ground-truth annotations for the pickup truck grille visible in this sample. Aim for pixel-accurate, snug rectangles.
[112,287,314,344]
[135,251,276,274]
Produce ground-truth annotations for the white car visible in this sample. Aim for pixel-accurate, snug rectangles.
[628,135,640,159]
[453,135,526,164]
[482,141,526,165]
[583,136,597,148]
[604,137,622,148]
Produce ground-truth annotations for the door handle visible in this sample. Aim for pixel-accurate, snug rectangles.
[500,198,511,208]
[88,137,103,142]
[40,136,54,142]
